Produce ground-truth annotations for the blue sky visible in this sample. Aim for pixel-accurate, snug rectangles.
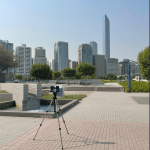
[0,0,149,62]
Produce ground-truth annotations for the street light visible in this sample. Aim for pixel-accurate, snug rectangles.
[119,60,140,92]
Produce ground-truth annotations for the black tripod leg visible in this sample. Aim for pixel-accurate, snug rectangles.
[33,99,54,140]
[55,99,69,134]
[56,108,64,149]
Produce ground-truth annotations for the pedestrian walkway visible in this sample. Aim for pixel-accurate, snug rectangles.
[0,92,149,150]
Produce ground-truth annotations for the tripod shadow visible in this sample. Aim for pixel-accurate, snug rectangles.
[32,133,115,149]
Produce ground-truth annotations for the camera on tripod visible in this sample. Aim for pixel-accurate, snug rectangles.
[51,86,59,93]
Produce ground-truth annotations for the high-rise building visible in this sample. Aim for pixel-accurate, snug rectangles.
[89,41,98,55]
[93,55,106,77]
[102,15,110,58]
[106,58,119,76]
[69,61,78,70]
[33,47,47,64]
[0,40,14,75]
[78,44,93,65]
[0,39,13,52]
[54,41,69,72]
[15,44,32,76]
[49,60,54,71]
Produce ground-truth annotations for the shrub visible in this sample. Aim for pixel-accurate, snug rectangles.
[119,81,149,92]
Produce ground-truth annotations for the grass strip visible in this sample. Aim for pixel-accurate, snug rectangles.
[0,90,8,93]
[0,100,6,103]
[42,94,86,101]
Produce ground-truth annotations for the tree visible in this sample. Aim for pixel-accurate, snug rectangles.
[52,71,61,81]
[74,72,82,79]
[29,63,52,83]
[0,44,23,75]
[118,76,122,80]
[6,72,14,81]
[137,46,150,80]
[106,73,117,80]
[77,62,96,85]
[88,73,96,79]
[15,74,22,81]
[61,67,76,85]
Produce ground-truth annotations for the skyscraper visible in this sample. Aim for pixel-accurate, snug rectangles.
[54,41,69,72]
[33,47,47,64]
[89,41,98,55]
[78,44,93,65]
[102,15,110,58]
[15,44,32,76]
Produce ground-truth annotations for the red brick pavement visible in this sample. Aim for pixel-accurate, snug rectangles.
[0,118,149,150]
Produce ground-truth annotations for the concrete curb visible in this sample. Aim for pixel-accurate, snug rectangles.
[0,99,79,118]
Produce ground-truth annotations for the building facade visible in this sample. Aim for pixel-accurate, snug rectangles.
[106,58,119,76]
[93,55,106,77]
[89,41,98,55]
[54,41,69,72]
[78,44,93,65]
[49,59,54,71]
[69,61,78,70]
[33,47,47,64]
[15,44,32,76]
[102,15,110,58]
[0,40,14,75]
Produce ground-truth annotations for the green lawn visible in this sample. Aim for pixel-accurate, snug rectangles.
[0,90,8,93]
[42,94,86,101]
[102,80,117,83]
[0,100,5,103]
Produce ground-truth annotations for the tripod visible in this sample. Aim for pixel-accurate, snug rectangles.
[33,91,69,150]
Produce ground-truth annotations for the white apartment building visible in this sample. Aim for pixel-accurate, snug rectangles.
[15,44,32,76]
[69,61,78,69]
[49,59,54,71]
[33,47,47,64]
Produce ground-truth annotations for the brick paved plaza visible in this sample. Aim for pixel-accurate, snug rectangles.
[0,91,149,150]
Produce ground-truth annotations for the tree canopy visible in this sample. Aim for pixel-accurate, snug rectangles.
[77,62,96,85]
[52,71,61,80]
[61,67,76,84]
[29,63,52,83]
[137,46,150,80]
[0,44,23,74]
[15,74,22,80]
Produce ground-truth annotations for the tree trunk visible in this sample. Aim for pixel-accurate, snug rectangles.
[85,75,87,86]
[68,77,69,85]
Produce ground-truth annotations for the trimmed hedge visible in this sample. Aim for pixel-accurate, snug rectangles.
[118,81,149,92]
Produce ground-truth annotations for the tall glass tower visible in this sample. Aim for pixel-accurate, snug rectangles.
[54,41,69,72]
[102,15,110,58]
[89,41,97,55]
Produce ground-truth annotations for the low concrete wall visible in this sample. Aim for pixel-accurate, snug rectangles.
[0,83,28,110]
[0,100,15,109]
[28,84,41,100]
[65,87,95,91]
[0,83,41,111]
[0,93,12,101]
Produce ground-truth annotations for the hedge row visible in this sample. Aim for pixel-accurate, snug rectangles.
[118,81,149,92]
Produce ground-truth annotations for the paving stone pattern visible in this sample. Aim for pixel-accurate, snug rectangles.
[0,117,42,148]
[0,92,149,150]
